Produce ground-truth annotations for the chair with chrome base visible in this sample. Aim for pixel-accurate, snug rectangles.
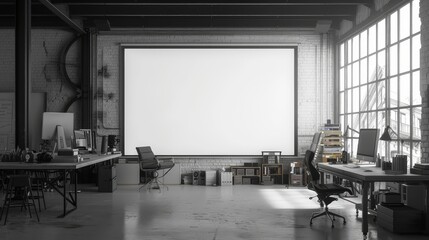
[303,150,352,228]
[136,146,175,192]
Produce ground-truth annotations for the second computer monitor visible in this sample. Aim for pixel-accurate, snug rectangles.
[356,128,380,163]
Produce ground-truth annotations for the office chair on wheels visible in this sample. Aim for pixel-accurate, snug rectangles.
[136,146,175,192]
[303,150,352,228]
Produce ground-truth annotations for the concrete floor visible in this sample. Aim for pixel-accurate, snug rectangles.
[0,184,427,240]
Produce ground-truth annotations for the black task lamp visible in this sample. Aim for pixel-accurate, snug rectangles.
[380,125,398,141]
[380,125,404,158]
[343,125,359,138]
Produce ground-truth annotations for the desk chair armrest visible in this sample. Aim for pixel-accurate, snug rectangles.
[155,156,174,163]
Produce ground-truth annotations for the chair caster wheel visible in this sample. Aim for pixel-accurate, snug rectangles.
[331,224,334,228]
[343,221,346,225]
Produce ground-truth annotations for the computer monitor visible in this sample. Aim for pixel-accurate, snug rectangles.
[41,112,74,150]
[356,128,380,163]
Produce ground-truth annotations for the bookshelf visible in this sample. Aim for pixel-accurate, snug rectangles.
[261,164,283,184]
[261,151,281,164]
[231,166,261,185]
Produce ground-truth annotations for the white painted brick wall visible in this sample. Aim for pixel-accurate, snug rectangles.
[96,31,335,173]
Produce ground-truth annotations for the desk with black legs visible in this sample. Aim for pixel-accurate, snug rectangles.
[0,153,121,217]
[317,163,429,239]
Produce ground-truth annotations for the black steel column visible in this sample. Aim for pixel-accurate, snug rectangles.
[81,31,93,129]
[15,0,31,149]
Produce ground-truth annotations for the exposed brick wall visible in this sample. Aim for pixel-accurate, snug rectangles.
[0,29,335,174]
[420,0,429,163]
[0,28,79,149]
[96,31,335,173]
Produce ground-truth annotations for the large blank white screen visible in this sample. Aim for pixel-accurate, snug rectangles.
[124,47,295,155]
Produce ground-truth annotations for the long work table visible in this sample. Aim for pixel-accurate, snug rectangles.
[317,163,429,239]
[0,153,121,217]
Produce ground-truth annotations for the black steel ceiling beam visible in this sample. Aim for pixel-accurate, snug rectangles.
[0,16,72,28]
[69,5,356,17]
[104,16,319,29]
[0,4,55,16]
[39,0,85,34]
[52,0,371,6]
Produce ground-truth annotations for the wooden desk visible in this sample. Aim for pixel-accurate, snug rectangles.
[0,153,121,217]
[317,163,429,238]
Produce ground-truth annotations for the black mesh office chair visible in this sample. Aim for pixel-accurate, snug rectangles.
[136,146,175,191]
[303,150,352,228]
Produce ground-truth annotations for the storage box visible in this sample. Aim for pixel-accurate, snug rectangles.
[262,180,273,185]
[246,169,255,175]
[379,192,401,204]
[233,175,242,185]
[218,172,232,186]
[242,177,251,184]
[290,174,303,186]
[98,165,117,192]
[236,169,245,175]
[262,176,271,182]
[377,204,424,233]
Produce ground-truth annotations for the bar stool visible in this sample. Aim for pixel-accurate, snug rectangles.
[0,175,40,225]
[29,171,47,212]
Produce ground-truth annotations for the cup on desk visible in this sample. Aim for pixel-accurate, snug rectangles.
[382,161,392,171]
[376,157,383,167]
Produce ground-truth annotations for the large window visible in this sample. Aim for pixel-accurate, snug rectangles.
[339,0,421,166]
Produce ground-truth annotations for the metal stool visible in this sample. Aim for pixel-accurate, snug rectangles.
[29,171,47,212]
[0,175,40,225]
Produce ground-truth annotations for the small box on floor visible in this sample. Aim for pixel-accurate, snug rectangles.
[242,177,251,184]
[98,165,117,192]
[262,176,273,185]
[377,203,424,233]
[378,192,401,204]
[217,171,232,186]
[233,175,242,185]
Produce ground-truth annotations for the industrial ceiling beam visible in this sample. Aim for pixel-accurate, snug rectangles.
[52,0,371,6]
[69,5,356,17]
[39,0,85,34]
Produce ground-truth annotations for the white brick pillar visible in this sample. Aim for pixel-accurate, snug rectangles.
[420,0,429,163]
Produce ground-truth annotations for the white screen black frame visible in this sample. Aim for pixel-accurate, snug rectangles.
[120,44,298,157]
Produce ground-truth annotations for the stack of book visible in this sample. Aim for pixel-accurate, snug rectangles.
[320,123,343,163]
[54,148,80,163]
[410,163,429,175]
[57,148,79,156]
[391,155,407,174]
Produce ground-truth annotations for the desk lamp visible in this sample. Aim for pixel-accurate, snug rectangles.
[380,125,397,141]
[343,125,359,155]
[343,125,359,138]
[380,125,403,159]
